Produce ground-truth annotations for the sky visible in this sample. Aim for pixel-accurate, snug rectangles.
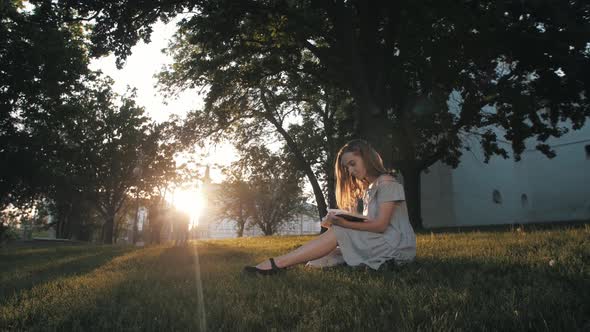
[88,19,237,184]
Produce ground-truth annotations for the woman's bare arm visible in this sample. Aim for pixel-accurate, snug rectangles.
[328,201,396,233]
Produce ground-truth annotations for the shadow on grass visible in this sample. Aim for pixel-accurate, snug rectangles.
[418,219,590,235]
[281,255,590,331]
[48,245,218,331]
[4,240,587,331]
[0,245,133,301]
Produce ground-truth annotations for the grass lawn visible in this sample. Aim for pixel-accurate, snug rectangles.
[1,225,589,331]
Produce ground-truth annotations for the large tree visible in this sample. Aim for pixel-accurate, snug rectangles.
[216,168,256,237]
[59,0,590,228]
[162,56,352,222]
[0,1,180,242]
[0,0,89,211]
[42,76,176,243]
[79,85,168,244]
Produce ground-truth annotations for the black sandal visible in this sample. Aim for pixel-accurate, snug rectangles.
[243,258,284,276]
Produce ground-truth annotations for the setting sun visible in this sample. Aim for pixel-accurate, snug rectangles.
[170,188,205,229]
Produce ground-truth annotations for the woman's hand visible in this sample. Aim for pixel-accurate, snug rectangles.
[320,212,333,228]
[321,212,345,228]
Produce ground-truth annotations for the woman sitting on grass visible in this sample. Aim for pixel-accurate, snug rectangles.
[243,139,416,275]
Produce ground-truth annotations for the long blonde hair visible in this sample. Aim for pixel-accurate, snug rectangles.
[335,139,393,211]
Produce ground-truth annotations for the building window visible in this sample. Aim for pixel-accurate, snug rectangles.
[521,194,529,208]
[492,190,502,204]
[586,145,590,159]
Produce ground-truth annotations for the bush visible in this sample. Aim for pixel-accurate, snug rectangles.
[0,224,20,244]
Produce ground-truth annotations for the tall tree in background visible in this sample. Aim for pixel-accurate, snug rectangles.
[1,1,181,242]
[65,79,170,244]
[47,1,590,228]
[224,145,306,236]
[35,75,176,243]
[0,0,89,212]
[217,168,255,237]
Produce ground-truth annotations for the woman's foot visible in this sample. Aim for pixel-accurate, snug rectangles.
[243,258,285,276]
[254,259,274,270]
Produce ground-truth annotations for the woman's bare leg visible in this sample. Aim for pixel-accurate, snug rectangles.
[255,228,338,269]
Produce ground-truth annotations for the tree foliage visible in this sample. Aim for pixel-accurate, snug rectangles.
[0,0,89,210]
[217,145,306,236]
[1,1,182,242]
[24,1,590,228]
[216,168,256,237]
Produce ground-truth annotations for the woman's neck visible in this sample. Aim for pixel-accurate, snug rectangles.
[365,174,378,185]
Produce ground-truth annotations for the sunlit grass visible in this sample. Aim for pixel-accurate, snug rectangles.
[1,226,589,331]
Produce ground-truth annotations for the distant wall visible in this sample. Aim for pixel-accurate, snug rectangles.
[421,162,457,228]
[421,121,590,228]
[516,124,590,223]
[198,213,321,239]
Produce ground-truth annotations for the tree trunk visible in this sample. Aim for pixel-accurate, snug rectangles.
[322,98,338,219]
[63,210,71,239]
[237,220,245,237]
[132,200,139,244]
[258,218,274,236]
[320,165,337,235]
[152,218,162,245]
[326,172,337,209]
[274,123,328,219]
[103,214,115,244]
[0,223,7,242]
[260,91,328,221]
[55,203,70,238]
[399,166,423,230]
[69,204,81,241]
[56,214,64,238]
[236,201,245,237]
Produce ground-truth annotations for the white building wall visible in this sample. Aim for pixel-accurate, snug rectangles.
[421,162,457,228]
[452,135,525,227]
[421,121,590,228]
[517,124,590,222]
[199,213,321,239]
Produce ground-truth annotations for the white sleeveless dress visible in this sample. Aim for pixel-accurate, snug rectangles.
[307,175,416,270]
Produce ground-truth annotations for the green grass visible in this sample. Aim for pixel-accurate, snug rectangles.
[1,226,589,331]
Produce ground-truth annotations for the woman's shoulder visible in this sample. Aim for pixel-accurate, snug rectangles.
[374,174,405,191]
[376,174,398,185]
[374,173,406,202]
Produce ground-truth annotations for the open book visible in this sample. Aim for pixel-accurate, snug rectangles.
[328,209,368,222]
